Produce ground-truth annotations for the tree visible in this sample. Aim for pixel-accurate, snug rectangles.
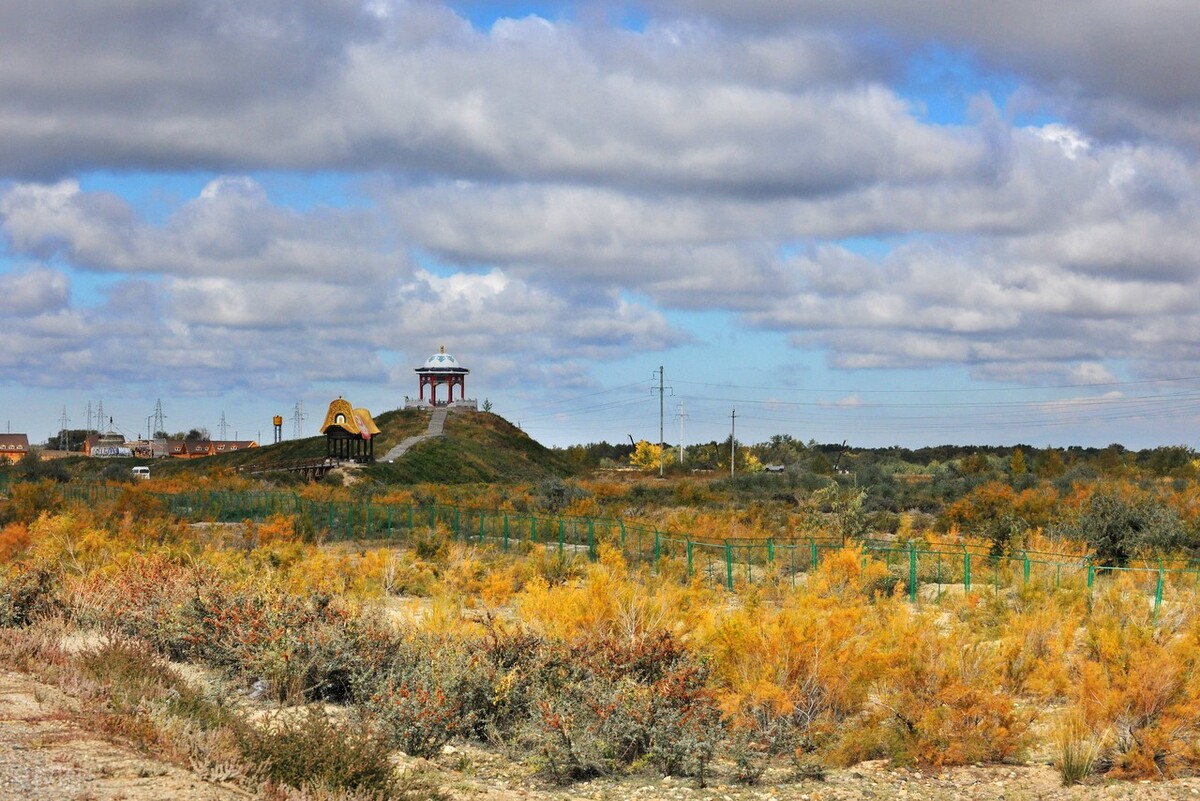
[1009,448,1027,478]
[1062,488,1187,566]
[630,440,674,472]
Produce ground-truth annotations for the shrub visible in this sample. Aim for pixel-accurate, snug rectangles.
[192,589,394,703]
[367,673,470,759]
[238,708,399,796]
[0,562,63,626]
[1059,488,1187,567]
[524,631,721,783]
[356,633,479,758]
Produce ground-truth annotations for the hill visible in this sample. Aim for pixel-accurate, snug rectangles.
[142,408,573,484]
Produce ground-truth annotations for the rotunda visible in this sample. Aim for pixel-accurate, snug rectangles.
[415,346,470,406]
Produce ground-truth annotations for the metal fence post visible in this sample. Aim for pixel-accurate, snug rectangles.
[725,542,734,591]
[1156,561,1164,616]
[908,542,917,603]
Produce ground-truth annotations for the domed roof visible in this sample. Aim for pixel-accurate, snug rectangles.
[416,346,469,373]
[424,351,460,368]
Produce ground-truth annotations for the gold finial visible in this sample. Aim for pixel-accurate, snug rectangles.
[440,345,445,353]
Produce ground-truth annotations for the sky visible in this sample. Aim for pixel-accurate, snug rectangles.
[5,1,1200,451]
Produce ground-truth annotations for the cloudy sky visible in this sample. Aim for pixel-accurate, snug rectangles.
[4,0,1200,450]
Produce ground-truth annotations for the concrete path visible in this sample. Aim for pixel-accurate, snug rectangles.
[382,407,448,461]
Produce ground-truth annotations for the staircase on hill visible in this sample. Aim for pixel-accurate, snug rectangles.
[382,407,449,462]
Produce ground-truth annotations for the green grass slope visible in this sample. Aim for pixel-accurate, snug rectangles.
[364,410,573,483]
[137,408,571,484]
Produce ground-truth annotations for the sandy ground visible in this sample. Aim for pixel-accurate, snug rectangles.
[0,668,249,800]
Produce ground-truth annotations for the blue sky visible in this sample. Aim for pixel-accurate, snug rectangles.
[4,1,1200,450]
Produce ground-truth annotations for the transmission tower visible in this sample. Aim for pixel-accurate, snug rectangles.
[96,401,106,433]
[152,399,166,440]
[85,401,93,435]
[218,411,228,441]
[58,407,70,451]
[291,401,306,439]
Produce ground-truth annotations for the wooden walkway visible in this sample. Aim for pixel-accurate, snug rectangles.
[237,458,342,481]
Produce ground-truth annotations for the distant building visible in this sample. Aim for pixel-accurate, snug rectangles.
[164,440,258,459]
[84,432,131,458]
[0,434,29,463]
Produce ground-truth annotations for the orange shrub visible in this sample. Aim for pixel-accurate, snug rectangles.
[0,522,31,561]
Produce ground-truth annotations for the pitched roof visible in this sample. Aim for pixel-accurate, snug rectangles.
[0,434,29,453]
[319,397,380,437]
[212,440,258,452]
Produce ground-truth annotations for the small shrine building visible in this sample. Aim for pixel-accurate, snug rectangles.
[319,397,381,462]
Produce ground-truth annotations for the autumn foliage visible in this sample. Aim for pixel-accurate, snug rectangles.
[4,470,1200,788]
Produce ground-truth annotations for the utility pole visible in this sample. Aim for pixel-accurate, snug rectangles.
[658,366,664,477]
[676,401,687,465]
[651,366,673,478]
[730,408,737,478]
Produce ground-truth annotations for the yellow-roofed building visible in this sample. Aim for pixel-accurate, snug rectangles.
[319,397,381,462]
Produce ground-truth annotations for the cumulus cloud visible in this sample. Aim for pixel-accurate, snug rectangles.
[0,0,985,197]
[648,0,1200,151]
[4,1,1200,443]
[0,176,686,398]
[0,178,398,282]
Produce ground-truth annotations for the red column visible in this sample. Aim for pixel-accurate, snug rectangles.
[431,381,437,405]
[419,376,425,400]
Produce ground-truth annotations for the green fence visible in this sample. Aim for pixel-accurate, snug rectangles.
[52,483,1200,612]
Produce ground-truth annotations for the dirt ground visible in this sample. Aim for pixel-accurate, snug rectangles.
[5,665,1200,801]
[0,669,249,800]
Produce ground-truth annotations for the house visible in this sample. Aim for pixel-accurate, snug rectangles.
[212,440,258,454]
[0,434,29,464]
[84,433,131,458]
[167,440,259,459]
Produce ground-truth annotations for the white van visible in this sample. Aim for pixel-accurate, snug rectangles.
[131,466,150,480]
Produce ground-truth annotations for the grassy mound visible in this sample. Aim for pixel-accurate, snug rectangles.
[112,408,571,485]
